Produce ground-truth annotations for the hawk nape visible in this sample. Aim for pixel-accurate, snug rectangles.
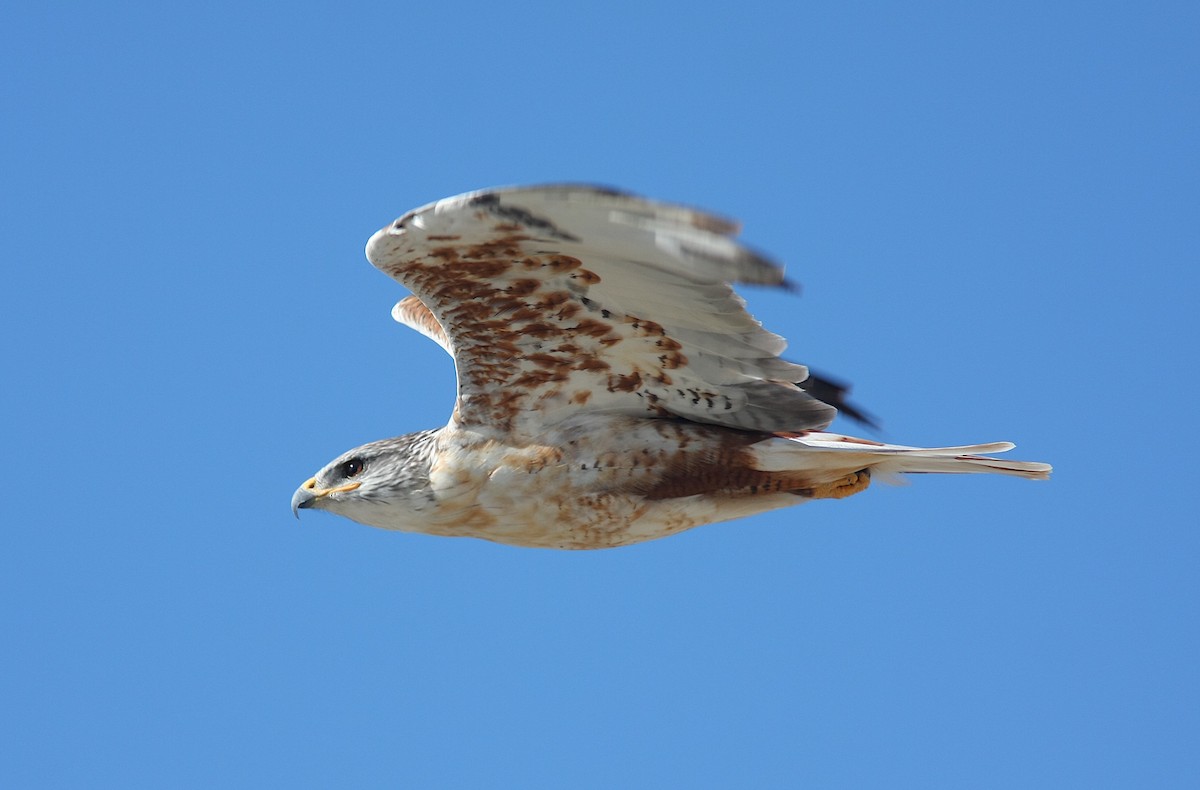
[292,185,1049,549]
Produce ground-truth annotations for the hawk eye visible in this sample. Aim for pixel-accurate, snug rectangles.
[340,458,365,478]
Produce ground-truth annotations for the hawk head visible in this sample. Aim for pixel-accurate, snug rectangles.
[291,431,438,529]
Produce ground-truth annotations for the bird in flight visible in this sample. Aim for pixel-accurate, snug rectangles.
[292,185,1049,549]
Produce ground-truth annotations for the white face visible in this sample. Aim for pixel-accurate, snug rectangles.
[292,432,439,531]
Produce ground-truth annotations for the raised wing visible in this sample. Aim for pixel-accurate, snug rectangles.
[367,185,836,438]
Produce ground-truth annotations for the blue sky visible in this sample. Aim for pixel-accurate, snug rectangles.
[3,1,1197,787]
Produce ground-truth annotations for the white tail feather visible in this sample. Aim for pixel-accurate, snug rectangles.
[755,432,1051,481]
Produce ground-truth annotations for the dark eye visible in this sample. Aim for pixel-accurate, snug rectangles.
[339,458,365,478]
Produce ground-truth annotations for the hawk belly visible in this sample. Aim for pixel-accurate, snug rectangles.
[412,415,862,550]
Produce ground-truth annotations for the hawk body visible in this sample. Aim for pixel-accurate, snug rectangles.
[293,185,1050,549]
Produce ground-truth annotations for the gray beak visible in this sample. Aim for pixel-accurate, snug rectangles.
[291,479,318,518]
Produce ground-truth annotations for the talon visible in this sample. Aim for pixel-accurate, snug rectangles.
[811,468,871,500]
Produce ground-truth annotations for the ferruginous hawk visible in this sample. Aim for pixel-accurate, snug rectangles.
[292,185,1050,549]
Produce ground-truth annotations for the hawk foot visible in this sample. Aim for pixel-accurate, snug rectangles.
[809,469,871,500]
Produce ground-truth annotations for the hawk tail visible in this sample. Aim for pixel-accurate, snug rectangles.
[761,432,1052,481]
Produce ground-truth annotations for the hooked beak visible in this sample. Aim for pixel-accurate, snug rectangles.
[291,477,361,518]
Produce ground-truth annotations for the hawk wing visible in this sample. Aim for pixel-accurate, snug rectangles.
[366,185,836,438]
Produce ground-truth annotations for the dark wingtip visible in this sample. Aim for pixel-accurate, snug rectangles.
[798,370,880,431]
